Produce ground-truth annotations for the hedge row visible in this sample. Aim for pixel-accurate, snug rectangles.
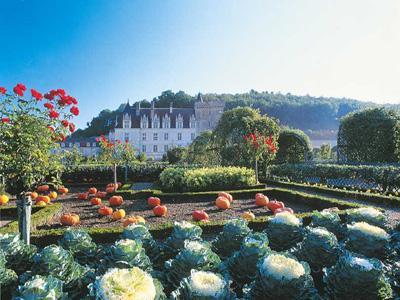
[268,163,400,192]
[159,166,256,192]
[265,179,400,207]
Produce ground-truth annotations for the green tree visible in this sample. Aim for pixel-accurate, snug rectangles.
[275,128,312,163]
[187,131,220,165]
[163,146,188,164]
[62,146,84,170]
[337,108,400,162]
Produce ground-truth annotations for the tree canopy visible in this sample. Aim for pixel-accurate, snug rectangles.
[275,128,312,163]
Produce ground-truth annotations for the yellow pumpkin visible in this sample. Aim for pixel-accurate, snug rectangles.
[0,195,9,205]
[36,200,47,207]
[112,209,126,220]
[49,191,58,199]
[242,211,255,221]
[123,216,146,227]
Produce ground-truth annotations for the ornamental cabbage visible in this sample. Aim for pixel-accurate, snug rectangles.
[310,209,344,239]
[244,252,319,300]
[121,223,162,265]
[225,232,270,286]
[163,221,203,259]
[345,222,390,259]
[0,233,37,274]
[164,240,223,291]
[212,219,252,258]
[323,251,393,299]
[264,212,303,251]
[59,228,103,267]
[291,226,340,272]
[100,239,152,273]
[14,275,65,300]
[0,249,18,298]
[89,267,166,300]
[170,270,235,299]
[346,207,386,228]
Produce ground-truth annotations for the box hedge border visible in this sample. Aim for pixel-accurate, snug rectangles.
[265,179,400,207]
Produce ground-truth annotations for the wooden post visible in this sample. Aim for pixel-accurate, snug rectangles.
[255,158,259,184]
[16,194,32,245]
[113,163,117,191]
[124,164,128,182]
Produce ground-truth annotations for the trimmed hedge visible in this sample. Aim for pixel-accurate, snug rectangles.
[268,163,400,192]
[159,166,256,192]
[265,179,400,207]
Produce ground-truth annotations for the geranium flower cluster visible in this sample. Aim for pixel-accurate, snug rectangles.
[243,131,277,153]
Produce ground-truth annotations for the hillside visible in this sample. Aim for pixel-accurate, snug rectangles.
[72,90,399,139]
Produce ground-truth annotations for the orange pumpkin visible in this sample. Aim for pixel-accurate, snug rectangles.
[36,195,51,204]
[215,196,230,210]
[123,216,146,227]
[147,197,161,208]
[58,187,69,194]
[88,187,97,195]
[0,195,9,205]
[30,192,39,200]
[242,211,255,221]
[112,209,126,220]
[255,193,269,207]
[218,192,233,202]
[98,205,113,216]
[153,205,167,217]
[60,213,80,226]
[49,191,58,199]
[36,200,47,207]
[106,187,115,194]
[78,192,89,200]
[96,191,107,198]
[90,197,102,206]
[109,196,123,207]
[37,185,49,192]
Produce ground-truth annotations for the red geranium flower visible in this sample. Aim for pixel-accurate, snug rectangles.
[56,89,66,96]
[70,106,79,116]
[0,87,6,95]
[68,123,76,133]
[44,102,54,110]
[1,117,10,123]
[49,110,60,119]
[61,120,69,127]
[13,84,26,96]
[31,89,43,101]
[44,93,54,100]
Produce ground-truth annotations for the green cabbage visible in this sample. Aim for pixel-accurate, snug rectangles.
[163,221,203,259]
[323,251,393,299]
[59,228,103,268]
[100,239,152,273]
[225,232,270,287]
[0,233,37,274]
[264,213,303,251]
[0,249,18,298]
[345,222,391,259]
[14,275,65,300]
[164,240,224,291]
[291,226,340,272]
[346,207,387,228]
[310,209,344,239]
[244,252,319,300]
[170,270,235,300]
[121,223,162,265]
[212,219,251,258]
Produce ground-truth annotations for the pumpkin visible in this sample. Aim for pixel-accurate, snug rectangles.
[90,197,102,206]
[109,196,123,207]
[153,205,167,217]
[274,207,294,214]
[30,192,39,200]
[123,216,146,227]
[60,213,80,226]
[78,193,89,200]
[112,209,126,220]
[88,187,97,195]
[192,210,209,222]
[105,187,115,194]
[106,183,116,188]
[49,191,58,199]
[37,185,49,192]
[98,206,113,216]
[242,211,255,221]
[0,195,9,205]
[147,197,161,208]
[36,200,47,207]
[36,195,51,204]
[267,200,285,213]
[96,191,107,198]
[215,196,230,210]
[58,187,68,194]
[255,193,269,207]
[218,192,233,202]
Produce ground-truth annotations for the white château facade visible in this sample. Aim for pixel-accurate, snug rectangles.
[109,94,224,160]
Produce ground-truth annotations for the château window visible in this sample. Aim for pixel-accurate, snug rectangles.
[178,133,182,141]
[164,133,168,140]
[176,114,183,128]
[164,145,169,152]
[153,133,158,141]
[190,115,196,128]
[153,145,158,152]
[142,133,146,141]
[153,115,159,128]
[141,115,148,128]
[163,114,170,128]
[123,114,130,128]
[142,145,146,152]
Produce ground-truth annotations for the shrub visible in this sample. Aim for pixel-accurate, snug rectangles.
[160,166,256,192]
[276,128,312,163]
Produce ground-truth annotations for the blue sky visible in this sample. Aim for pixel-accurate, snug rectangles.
[1,0,399,128]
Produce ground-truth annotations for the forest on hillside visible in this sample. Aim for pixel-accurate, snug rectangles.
[72,90,399,139]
